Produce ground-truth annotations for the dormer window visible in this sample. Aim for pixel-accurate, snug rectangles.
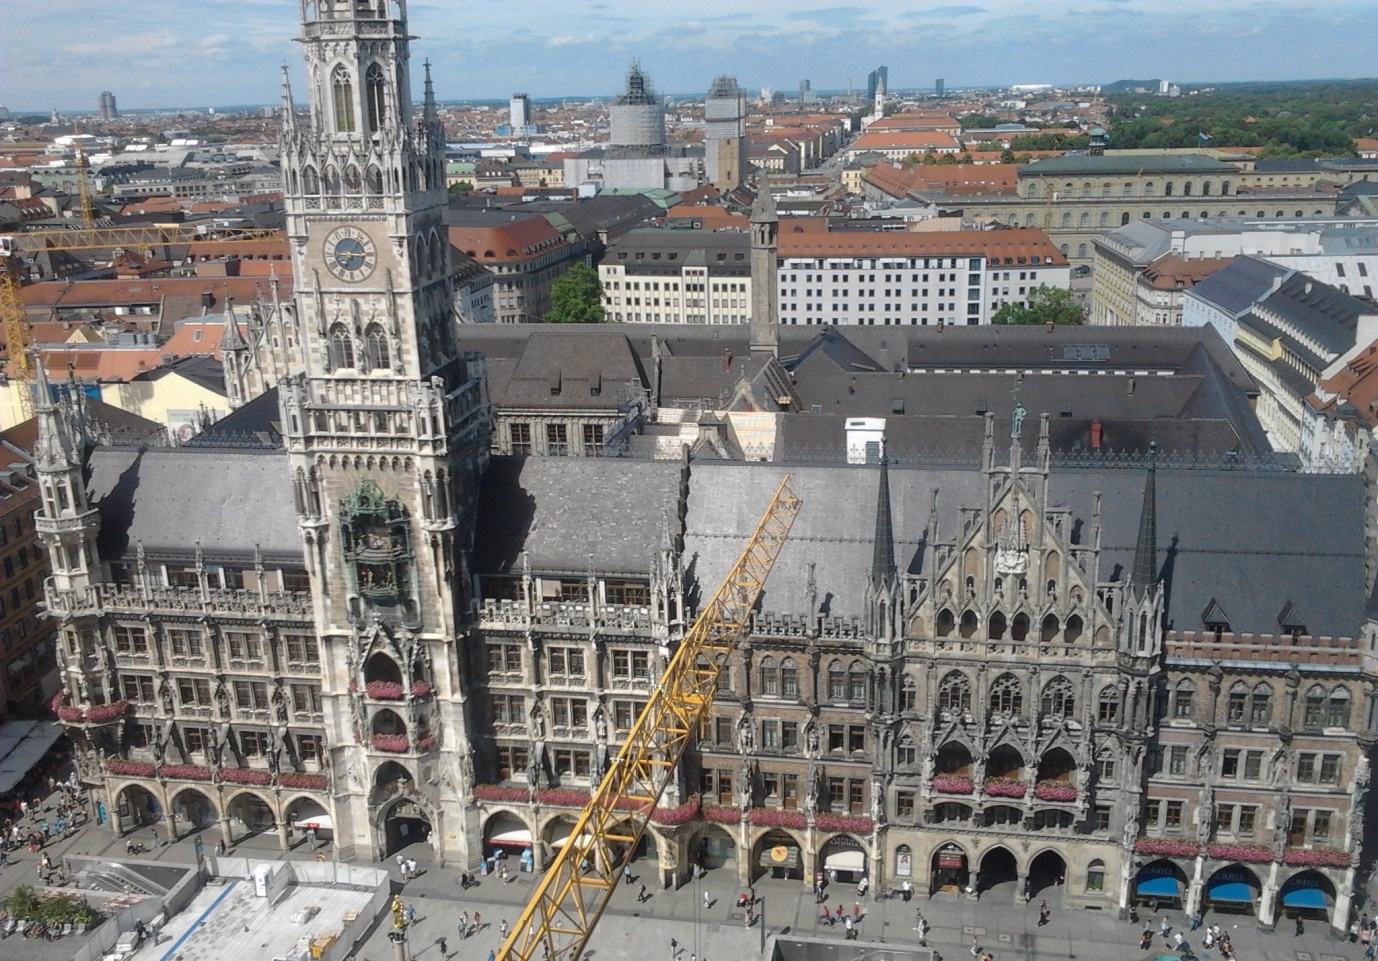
[1277,600,1306,640]
[1202,598,1230,639]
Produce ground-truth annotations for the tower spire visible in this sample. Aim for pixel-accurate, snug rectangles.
[871,446,897,583]
[749,183,779,357]
[1132,441,1158,592]
[422,59,438,124]
[32,354,78,471]
[279,64,296,132]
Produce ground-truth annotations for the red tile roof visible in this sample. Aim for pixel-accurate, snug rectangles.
[448,218,568,263]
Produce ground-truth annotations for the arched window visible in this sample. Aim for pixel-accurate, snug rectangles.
[1079,212,1091,228]
[1327,686,1351,727]
[827,660,845,700]
[1164,182,1175,197]
[1201,181,1212,196]
[1086,859,1106,890]
[1303,684,1326,726]
[897,735,918,768]
[1078,243,1088,259]
[1182,182,1193,197]
[1143,182,1155,196]
[938,671,971,712]
[1101,183,1111,197]
[848,662,867,701]
[345,164,362,192]
[1025,213,1036,227]
[1227,681,1248,722]
[1065,614,1083,644]
[1121,212,1130,226]
[1040,675,1075,718]
[1081,182,1092,198]
[365,62,387,133]
[1099,212,1110,227]
[1060,244,1070,256]
[758,656,779,696]
[1061,212,1072,228]
[900,674,917,712]
[302,166,319,194]
[780,658,798,697]
[1172,679,1195,718]
[364,324,390,370]
[936,609,954,638]
[1221,181,1231,195]
[367,165,384,193]
[1027,182,1041,198]
[1097,685,1120,723]
[328,324,355,370]
[1250,682,1272,725]
[990,673,1023,715]
[1122,182,1134,196]
[331,64,356,133]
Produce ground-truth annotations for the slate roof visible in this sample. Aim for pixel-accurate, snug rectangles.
[473,456,685,576]
[87,446,301,563]
[1185,256,1290,317]
[1019,154,1238,177]
[681,461,1367,638]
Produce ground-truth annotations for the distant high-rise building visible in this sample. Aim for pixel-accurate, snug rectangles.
[0,105,10,122]
[608,61,665,148]
[935,78,945,98]
[1158,79,1171,95]
[866,66,888,104]
[799,79,816,104]
[704,76,747,192]
[510,93,531,129]
[98,90,117,121]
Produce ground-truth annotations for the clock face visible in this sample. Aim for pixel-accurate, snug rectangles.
[324,226,378,283]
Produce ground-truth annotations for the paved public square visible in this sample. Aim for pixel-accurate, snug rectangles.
[1,791,1372,961]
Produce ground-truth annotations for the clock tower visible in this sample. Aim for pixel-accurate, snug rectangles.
[277,0,489,864]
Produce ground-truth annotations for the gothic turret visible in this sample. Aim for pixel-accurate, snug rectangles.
[749,184,779,357]
[866,447,903,647]
[31,358,100,594]
[220,299,250,409]
[1119,442,1165,656]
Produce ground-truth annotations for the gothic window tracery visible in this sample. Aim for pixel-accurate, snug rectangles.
[365,62,387,133]
[847,662,867,702]
[1097,685,1120,724]
[938,671,971,712]
[990,673,1023,715]
[758,656,778,696]
[1040,613,1060,644]
[331,64,356,133]
[365,324,390,370]
[899,674,917,711]
[303,166,320,194]
[345,165,362,192]
[1065,614,1084,644]
[780,658,798,697]
[1250,682,1273,725]
[328,324,355,370]
[1040,675,1075,718]
[366,164,384,194]
[827,660,845,700]
[1171,679,1195,718]
[1326,686,1350,727]
[340,480,413,607]
[936,609,955,638]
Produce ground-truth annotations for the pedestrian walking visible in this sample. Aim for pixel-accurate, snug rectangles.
[1295,915,1305,937]
[854,900,861,918]
[637,882,647,902]
[703,889,711,909]
[459,912,469,938]
[407,857,418,879]
[1038,899,1049,927]
[405,903,417,925]
[474,911,482,932]
[624,864,633,886]
[436,936,448,957]
[1173,931,1184,950]
[1191,912,1203,932]
[670,937,678,958]
[1140,930,1153,951]
[972,934,981,957]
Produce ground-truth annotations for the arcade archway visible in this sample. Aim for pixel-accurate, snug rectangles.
[694,825,737,873]
[1028,850,1067,901]
[819,835,867,884]
[170,787,217,832]
[227,791,274,838]
[1134,859,1187,908]
[383,794,433,859]
[1206,864,1261,917]
[116,784,160,831]
[931,843,969,894]
[1278,871,1335,924]
[979,846,1019,899]
[754,830,803,882]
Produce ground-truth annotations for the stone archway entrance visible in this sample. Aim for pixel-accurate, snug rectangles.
[170,787,217,832]
[753,831,803,882]
[116,784,160,831]
[383,795,433,859]
[931,843,969,894]
[227,792,275,839]
[978,846,1019,900]
[694,825,737,874]
[286,797,332,846]
[1028,850,1067,902]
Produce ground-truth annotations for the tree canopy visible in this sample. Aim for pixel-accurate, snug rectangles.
[546,263,606,324]
[992,286,1085,326]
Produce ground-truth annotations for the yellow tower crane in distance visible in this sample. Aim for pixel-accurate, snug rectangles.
[498,475,803,961]
[0,225,281,420]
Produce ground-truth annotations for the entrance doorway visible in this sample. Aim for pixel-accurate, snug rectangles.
[695,825,736,873]
[931,843,969,894]
[979,846,1019,900]
[1028,850,1067,902]
[384,796,433,859]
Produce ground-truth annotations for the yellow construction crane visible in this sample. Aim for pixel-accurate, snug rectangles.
[0,225,281,421]
[498,476,803,961]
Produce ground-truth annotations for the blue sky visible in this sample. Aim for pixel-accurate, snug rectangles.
[2,0,1375,112]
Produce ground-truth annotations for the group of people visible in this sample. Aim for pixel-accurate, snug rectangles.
[394,853,421,881]
[1357,915,1378,958]
[1140,915,1235,960]
[819,899,865,938]
[2,778,86,860]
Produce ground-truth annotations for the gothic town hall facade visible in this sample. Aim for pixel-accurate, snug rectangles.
[33,0,1378,937]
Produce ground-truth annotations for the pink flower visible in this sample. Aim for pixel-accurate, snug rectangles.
[372,733,410,753]
[220,768,272,786]
[106,759,157,778]
[1135,838,1201,857]
[814,814,874,833]
[703,805,741,824]
[157,764,213,782]
[984,777,1028,799]
[651,798,701,826]
[1282,847,1350,867]
[932,775,974,795]
[536,789,593,807]
[1034,782,1077,802]
[1206,843,1273,863]
[474,785,529,803]
[410,680,434,698]
[748,808,807,829]
[278,773,329,791]
[365,681,405,701]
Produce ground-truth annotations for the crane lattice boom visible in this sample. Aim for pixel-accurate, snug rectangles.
[498,476,802,961]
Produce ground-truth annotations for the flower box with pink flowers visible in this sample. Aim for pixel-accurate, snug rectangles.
[1207,843,1274,863]
[158,765,212,782]
[278,772,329,791]
[220,767,272,786]
[365,681,405,701]
[984,777,1028,799]
[1134,837,1201,857]
[474,784,528,803]
[703,805,741,824]
[410,680,434,698]
[748,808,807,829]
[106,759,157,778]
[372,733,410,753]
[536,789,592,807]
[1034,782,1077,802]
[651,798,701,826]
[932,775,974,795]
[1283,847,1350,867]
[814,814,874,833]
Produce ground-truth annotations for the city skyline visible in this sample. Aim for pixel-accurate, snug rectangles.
[1,0,1375,113]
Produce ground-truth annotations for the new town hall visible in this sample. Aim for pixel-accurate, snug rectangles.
[31,0,1378,936]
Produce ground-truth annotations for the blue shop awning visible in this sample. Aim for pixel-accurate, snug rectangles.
[1136,875,1181,898]
[1208,881,1256,903]
[1282,887,1329,909]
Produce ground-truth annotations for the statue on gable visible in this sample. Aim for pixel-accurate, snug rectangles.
[995,509,1029,576]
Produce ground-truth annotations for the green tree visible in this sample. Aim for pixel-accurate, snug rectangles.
[546,263,605,323]
[992,286,1085,326]
[448,181,473,194]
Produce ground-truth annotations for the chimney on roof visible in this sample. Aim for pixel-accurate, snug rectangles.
[1271,274,1283,292]
[723,348,733,372]
[1304,281,1313,294]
